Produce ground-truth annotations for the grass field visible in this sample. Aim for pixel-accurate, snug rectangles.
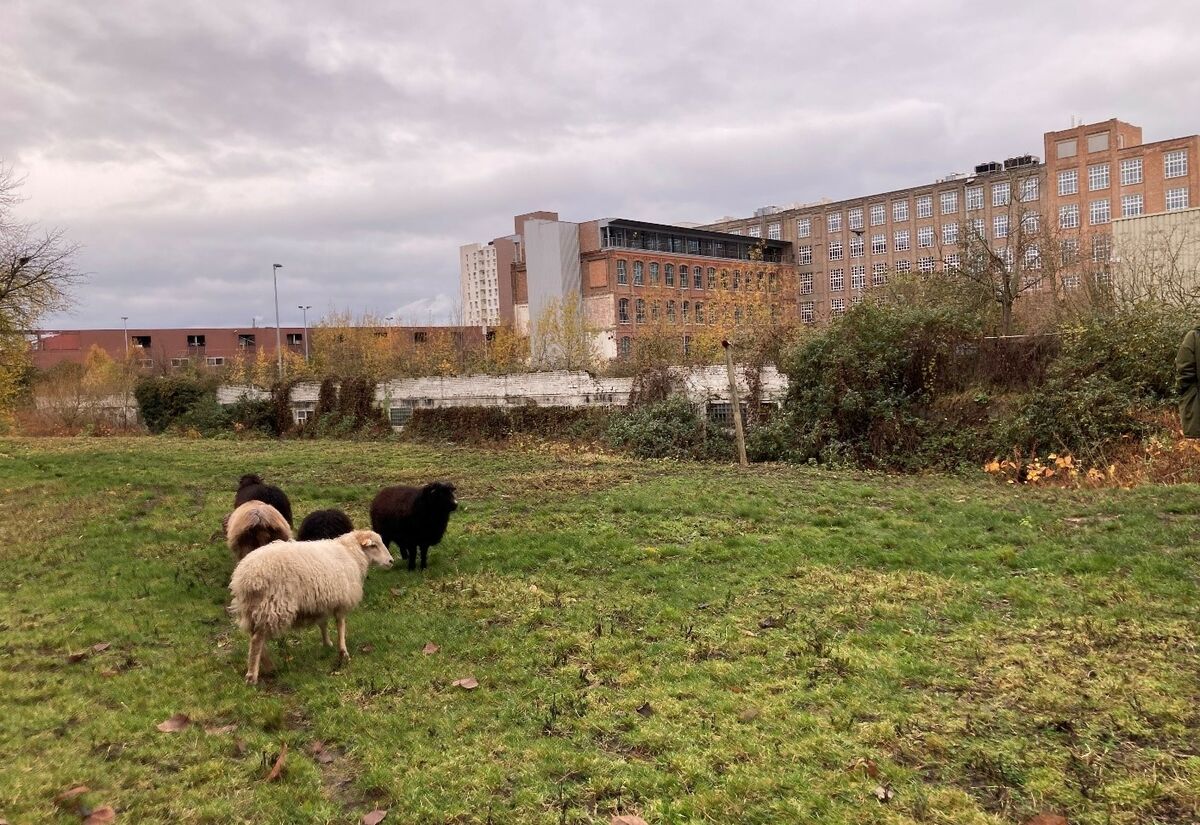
[1,437,1197,824]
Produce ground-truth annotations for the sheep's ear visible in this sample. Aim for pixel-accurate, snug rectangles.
[359,536,372,547]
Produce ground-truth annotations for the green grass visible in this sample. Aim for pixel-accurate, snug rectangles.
[1,437,1198,824]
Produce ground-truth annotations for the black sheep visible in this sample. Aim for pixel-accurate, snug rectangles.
[297,508,355,541]
[233,474,294,527]
[369,481,458,571]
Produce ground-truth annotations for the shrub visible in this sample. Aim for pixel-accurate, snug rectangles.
[170,396,231,436]
[402,406,610,443]
[134,376,214,434]
[607,396,731,460]
[227,396,277,435]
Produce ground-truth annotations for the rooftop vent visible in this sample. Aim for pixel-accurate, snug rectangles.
[1003,154,1039,169]
[974,161,1003,174]
[753,205,783,217]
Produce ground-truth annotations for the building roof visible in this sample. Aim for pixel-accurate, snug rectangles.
[602,217,792,249]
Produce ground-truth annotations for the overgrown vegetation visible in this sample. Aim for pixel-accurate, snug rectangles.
[606,395,732,460]
[403,405,611,443]
[1,438,1197,823]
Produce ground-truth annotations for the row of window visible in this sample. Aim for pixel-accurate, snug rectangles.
[617,298,709,325]
[615,260,780,290]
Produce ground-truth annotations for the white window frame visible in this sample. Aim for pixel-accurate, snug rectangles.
[829,268,845,291]
[871,262,887,286]
[1120,157,1143,186]
[917,226,934,248]
[850,265,865,291]
[1059,204,1079,229]
[992,182,1010,206]
[994,214,1009,239]
[1166,187,1190,211]
[1089,199,1110,225]
[747,225,762,238]
[828,241,843,261]
[871,234,886,255]
[916,195,932,218]
[767,222,781,240]
[1087,163,1110,191]
[801,302,815,324]
[941,222,959,245]
[940,191,958,215]
[966,186,983,211]
[1164,150,1188,179]
[1020,177,1039,202]
[797,217,811,238]
[827,212,842,233]
[849,236,864,258]
[895,260,912,273]
[799,272,814,295]
[893,200,909,222]
[798,245,813,265]
[848,207,864,231]
[869,203,885,226]
[1121,194,1143,218]
[830,298,846,317]
[917,256,935,274]
[1057,169,1078,196]
[894,229,910,251]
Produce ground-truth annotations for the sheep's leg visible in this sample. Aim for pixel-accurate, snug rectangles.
[245,631,267,685]
[259,643,276,674]
[320,620,332,647]
[420,546,429,570]
[335,613,350,665]
[407,547,417,571]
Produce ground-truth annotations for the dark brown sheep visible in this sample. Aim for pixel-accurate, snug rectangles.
[298,509,355,541]
[225,500,293,563]
[234,474,293,527]
[369,482,458,571]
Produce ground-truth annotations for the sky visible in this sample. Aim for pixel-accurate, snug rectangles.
[4,0,1200,329]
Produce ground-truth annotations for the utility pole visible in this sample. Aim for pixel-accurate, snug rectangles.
[121,316,129,357]
[272,264,283,379]
[722,339,749,468]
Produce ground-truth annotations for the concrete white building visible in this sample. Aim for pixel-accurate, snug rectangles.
[459,242,501,327]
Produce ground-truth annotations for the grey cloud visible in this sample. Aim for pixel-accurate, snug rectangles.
[2,0,1198,328]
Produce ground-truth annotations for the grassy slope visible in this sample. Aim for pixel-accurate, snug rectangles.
[0,437,1197,825]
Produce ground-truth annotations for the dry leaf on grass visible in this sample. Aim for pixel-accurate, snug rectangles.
[55,785,90,804]
[451,677,478,690]
[848,757,879,779]
[308,741,336,764]
[83,806,116,824]
[91,643,111,653]
[204,723,238,736]
[66,650,90,663]
[360,644,375,654]
[873,785,894,803]
[362,810,388,825]
[422,642,440,655]
[636,702,654,718]
[155,714,191,733]
[611,816,648,825]
[265,743,288,782]
[737,708,760,723]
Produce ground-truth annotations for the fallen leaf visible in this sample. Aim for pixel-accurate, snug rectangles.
[873,785,895,803]
[91,643,111,653]
[636,702,654,718]
[55,785,90,803]
[99,669,119,678]
[265,743,288,782]
[611,816,648,825]
[362,810,388,825]
[359,644,375,654]
[422,642,440,655]
[1024,816,1068,825]
[67,650,90,663]
[758,616,779,629]
[83,806,116,824]
[388,587,402,597]
[849,757,879,779]
[737,708,760,723]
[451,677,479,690]
[155,714,190,733]
[308,741,336,764]
[204,723,238,736]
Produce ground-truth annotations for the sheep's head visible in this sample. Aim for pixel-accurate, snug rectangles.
[238,473,264,490]
[423,481,458,514]
[352,530,393,568]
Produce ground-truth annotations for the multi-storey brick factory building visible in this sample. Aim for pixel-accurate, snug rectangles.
[701,117,1198,322]
[504,214,793,359]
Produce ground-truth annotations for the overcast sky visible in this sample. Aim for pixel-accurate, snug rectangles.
[4,0,1200,329]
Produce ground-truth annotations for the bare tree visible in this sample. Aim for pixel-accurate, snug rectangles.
[936,169,1067,335]
[0,165,82,333]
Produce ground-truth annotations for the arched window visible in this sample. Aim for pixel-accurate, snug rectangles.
[616,259,628,285]
[649,262,660,285]
[666,300,677,323]
[664,264,675,287]
[635,298,646,323]
[694,301,704,324]
[707,267,716,289]
[681,301,690,323]
[694,268,704,289]
[679,266,689,287]
[619,336,631,357]
[618,298,630,323]
[633,261,644,286]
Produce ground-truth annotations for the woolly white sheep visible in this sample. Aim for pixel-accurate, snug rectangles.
[228,529,393,684]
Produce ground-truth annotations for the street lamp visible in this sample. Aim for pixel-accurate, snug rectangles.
[272,264,283,379]
[121,316,129,356]
[298,305,311,360]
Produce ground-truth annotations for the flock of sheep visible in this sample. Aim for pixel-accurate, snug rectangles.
[223,473,459,684]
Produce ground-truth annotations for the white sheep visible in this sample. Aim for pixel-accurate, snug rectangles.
[228,529,393,684]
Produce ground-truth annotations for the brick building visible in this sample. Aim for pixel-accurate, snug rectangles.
[507,215,794,359]
[29,325,482,371]
[702,117,1198,322]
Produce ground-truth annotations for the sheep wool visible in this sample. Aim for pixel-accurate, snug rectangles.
[229,530,392,684]
[225,500,292,563]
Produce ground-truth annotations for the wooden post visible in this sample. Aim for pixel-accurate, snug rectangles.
[722,339,749,468]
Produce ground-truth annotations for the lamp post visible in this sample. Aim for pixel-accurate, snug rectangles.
[272,264,283,379]
[121,316,129,357]
[298,305,311,360]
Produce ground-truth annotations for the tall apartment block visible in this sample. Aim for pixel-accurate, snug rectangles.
[703,117,1198,323]
[459,242,501,327]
